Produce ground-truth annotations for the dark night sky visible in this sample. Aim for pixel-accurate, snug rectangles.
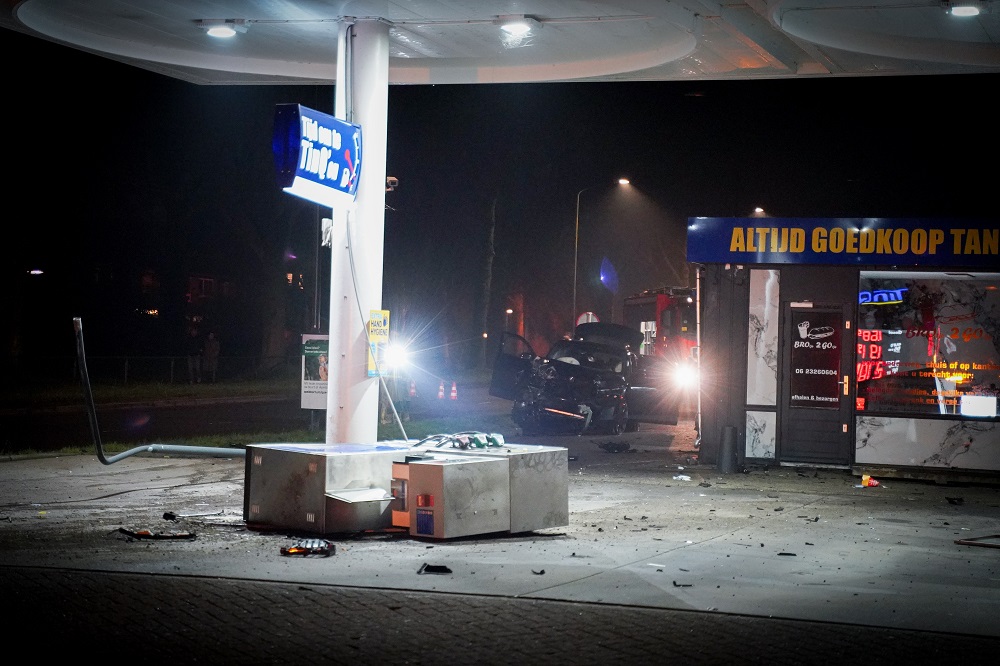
[7,27,999,365]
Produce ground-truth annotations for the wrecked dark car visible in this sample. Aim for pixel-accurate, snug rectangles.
[489,322,682,436]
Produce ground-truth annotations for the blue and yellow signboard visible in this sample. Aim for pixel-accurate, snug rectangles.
[687,218,999,268]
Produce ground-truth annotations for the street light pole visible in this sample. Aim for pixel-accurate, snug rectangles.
[572,178,629,329]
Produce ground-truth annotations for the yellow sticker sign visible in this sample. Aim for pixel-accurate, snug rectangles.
[368,310,390,377]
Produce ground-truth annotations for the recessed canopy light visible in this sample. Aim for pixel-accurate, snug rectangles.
[196,19,248,38]
[951,5,979,16]
[208,26,236,37]
[496,14,541,36]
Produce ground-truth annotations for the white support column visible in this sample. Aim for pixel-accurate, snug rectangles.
[325,18,390,444]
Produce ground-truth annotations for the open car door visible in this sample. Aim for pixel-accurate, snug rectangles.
[489,332,536,401]
[625,353,681,426]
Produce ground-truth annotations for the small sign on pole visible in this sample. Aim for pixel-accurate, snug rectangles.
[368,310,390,377]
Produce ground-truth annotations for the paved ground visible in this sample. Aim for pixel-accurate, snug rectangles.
[2,420,999,663]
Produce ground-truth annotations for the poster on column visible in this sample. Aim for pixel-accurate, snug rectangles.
[301,335,329,410]
[368,310,390,377]
[789,310,841,409]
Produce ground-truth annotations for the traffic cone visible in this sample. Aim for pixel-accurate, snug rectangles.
[450,381,458,400]
[409,380,416,397]
[437,381,444,399]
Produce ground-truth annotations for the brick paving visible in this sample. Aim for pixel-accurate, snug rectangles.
[5,566,998,664]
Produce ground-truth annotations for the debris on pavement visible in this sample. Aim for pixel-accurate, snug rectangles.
[672,581,692,587]
[946,496,964,505]
[118,528,196,541]
[598,441,631,453]
[280,539,335,557]
[163,510,224,521]
[859,474,880,487]
[417,563,452,575]
[954,534,1000,549]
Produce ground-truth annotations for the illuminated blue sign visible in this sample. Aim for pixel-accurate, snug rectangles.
[273,104,362,207]
[859,288,908,305]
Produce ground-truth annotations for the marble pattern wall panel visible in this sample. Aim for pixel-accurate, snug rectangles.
[746,410,776,459]
[746,269,779,406]
[856,416,1000,470]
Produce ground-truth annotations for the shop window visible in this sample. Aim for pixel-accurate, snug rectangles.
[855,271,1000,419]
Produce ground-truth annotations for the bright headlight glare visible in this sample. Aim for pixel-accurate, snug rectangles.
[673,364,699,389]
[384,344,409,369]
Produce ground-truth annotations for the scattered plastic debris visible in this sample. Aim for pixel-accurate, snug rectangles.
[164,510,225,521]
[532,569,545,575]
[280,539,334,557]
[673,474,691,481]
[118,528,196,541]
[860,474,880,487]
[417,563,452,575]
[672,581,692,587]
[778,552,796,556]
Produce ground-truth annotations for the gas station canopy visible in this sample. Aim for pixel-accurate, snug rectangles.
[3,0,999,87]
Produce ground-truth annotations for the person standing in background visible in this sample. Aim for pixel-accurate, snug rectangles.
[202,331,221,383]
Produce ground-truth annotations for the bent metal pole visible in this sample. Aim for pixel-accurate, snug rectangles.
[73,317,243,464]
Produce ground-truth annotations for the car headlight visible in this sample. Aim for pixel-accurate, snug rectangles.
[384,344,410,370]
[673,363,699,390]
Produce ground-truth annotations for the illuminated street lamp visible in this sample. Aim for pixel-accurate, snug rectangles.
[573,178,629,325]
[504,308,513,330]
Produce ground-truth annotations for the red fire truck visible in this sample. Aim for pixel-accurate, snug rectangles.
[622,286,699,389]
